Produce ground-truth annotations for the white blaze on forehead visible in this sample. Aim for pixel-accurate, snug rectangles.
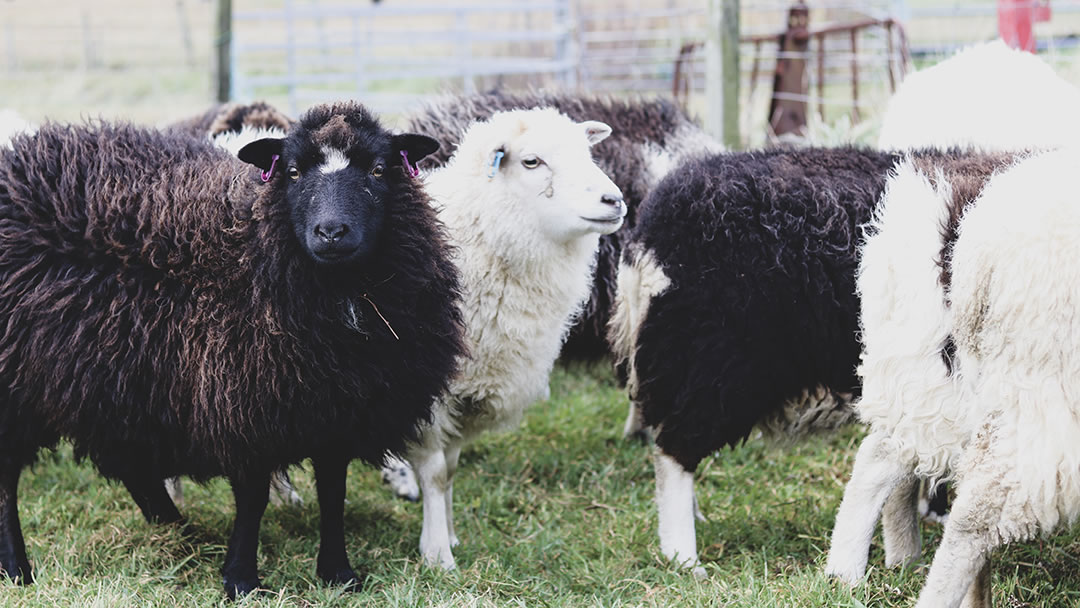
[318,146,351,174]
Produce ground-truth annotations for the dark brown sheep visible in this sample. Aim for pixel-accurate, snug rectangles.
[0,102,463,598]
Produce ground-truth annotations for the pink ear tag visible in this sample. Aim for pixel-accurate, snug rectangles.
[260,154,280,183]
[400,150,420,178]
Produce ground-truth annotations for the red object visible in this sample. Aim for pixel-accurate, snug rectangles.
[999,0,1051,52]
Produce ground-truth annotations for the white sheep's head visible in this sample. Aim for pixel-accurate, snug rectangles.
[463,108,626,244]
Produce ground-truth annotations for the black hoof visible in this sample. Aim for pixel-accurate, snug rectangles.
[223,575,262,600]
[317,565,364,591]
[0,552,33,586]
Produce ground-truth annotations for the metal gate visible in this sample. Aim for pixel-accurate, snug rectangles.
[232,0,577,115]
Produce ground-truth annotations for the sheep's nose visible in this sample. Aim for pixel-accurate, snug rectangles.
[314,223,350,244]
[601,193,624,207]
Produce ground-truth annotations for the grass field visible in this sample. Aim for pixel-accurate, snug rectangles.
[3,362,1080,607]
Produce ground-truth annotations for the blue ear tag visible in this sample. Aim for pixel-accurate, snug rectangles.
[487,150,505,180]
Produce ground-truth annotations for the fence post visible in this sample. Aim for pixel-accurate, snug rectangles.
[215,0,231,102]
[768,1,809,138]
[706,0,740,148]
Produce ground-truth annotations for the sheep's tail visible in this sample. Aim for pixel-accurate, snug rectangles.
[855,158,970,487]
[608,244,671,396]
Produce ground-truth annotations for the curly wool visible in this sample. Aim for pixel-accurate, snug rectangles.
[406,91,721,358]
[833,146,1080,608]
[0,114,463,483]
[616,148,894,470]
[615,147,1001,471]
[854,153,1014,486]
[165,100,295,140]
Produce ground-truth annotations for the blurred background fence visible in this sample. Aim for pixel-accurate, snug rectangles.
[3,0,1080,144]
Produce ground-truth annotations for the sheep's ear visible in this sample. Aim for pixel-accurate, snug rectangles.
[580,120,612,146]
[392,133,440,164]
[237,137,284,171]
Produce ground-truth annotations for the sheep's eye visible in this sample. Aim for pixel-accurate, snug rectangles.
[522,157,541,169]
[288,166,301,181]
[371,165,384,178]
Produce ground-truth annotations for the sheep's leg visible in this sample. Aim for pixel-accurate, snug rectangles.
[269,470,303,507]
[825,431,913,585]
[960,561,992,608]
[121,474,183,526]
[380,455,420,502]
[0,461,31,584]
[881,473,922,569]
[654,447,704,576]
[221,472,271,600]
[413,447,456,569]
[444,445,461,548]
[313,456,361,589]
[165,477,184,506]
[913,479,1000,608]
[623,401,651,442]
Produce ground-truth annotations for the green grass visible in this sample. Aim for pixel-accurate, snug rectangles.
[4,362,1080,607]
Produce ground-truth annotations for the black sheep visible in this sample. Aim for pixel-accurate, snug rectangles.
[609,146,1004,572]
[0,102,463,598]
[406,91,720,359]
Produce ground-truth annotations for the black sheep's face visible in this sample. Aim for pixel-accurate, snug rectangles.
[283,141,388,266]
[237,113,439,267]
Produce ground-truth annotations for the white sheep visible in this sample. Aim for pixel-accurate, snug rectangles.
[410,107,625,569]
[877,40,1080,152]
[827,148,1080,607]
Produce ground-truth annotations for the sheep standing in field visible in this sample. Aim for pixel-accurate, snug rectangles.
[824,154,1013,586]
[372,92,720,503]
[608,146,1011,574]
[406,91,720,360]
[0,103,463,597]
[409,107,626,569]
[877,40,1080,151]
[877,40,1080,524]
[825,149,1080,608]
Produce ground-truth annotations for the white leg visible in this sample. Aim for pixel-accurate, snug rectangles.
[654,448,704,577]
[623,401,643,438]
[381,455,420,502]
[165,477,184,506]
[882,474,921,568]
[960,561,992,608]
[269,470,303,507]
[825,431,913,585]
[412,447,456,569]
[444,445,461,548]
[915,455,1005,608]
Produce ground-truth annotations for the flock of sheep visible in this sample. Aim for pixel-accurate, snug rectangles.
[0,39,1077,607]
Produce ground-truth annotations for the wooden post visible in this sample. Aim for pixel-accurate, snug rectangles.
[215,0,232,103]
[768,1,809,138]
[705,0,740,148]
